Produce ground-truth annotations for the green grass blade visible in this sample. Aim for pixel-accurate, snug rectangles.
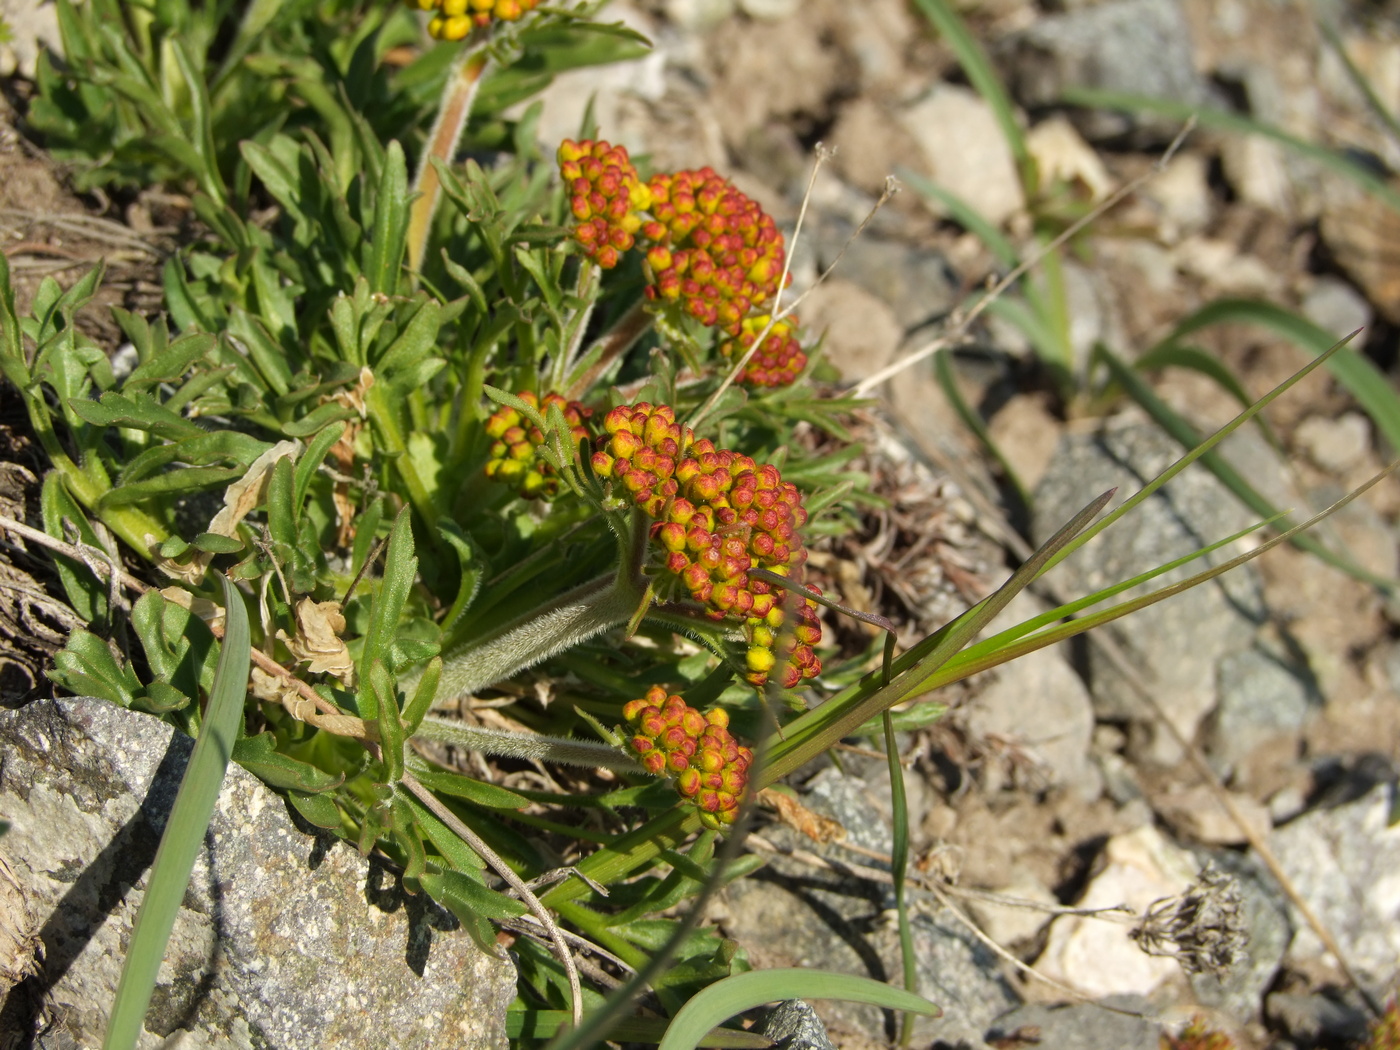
[762,488,1114,784]
[509,1010,770,1047]
[914,465,1397,694]
[1318,18,1400,152]
[909,0,1034,192]
[900,171,1020,267]
[1042,326,1357,580]
[934,349,1031,513]
[884,712,917,1046]
[1098,343,1395,590]
[1154,297,1400,454]
[1060,87,1400,215]
[103,574,249,1050]
[656,969,940,1050]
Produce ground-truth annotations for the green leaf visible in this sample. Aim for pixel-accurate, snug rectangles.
[366,139,409,295]
[361,508,417,674]
[121,332,216,390]
[40,472,109,624]
[655,970,939,1050]
[48,628,141,708]
[100,467,243,509]
[407,767,529,810]
[66,390,203,439]
[420,868,527,921]
[104,574,249,1050]
[287,790,342,830]
[401,656,441,737]
[369,660,404,784]
[293,421,346,514]
[282,401,357,438]
[266,455,296,549]
[232,732,344,793]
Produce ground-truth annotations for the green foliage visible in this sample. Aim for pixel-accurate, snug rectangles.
[9,0,1394,1045]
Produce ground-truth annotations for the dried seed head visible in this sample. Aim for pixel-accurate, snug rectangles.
[1131,865,1247,979]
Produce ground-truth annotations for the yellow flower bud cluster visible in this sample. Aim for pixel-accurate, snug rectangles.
[622,687,752,830]
[407,0,541,41]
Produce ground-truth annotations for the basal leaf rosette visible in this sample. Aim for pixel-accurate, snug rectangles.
[622,686,752,830]
[483,391,592,499]
[591,401,823,688]
[557,139,653,270]
[408,0,542,40]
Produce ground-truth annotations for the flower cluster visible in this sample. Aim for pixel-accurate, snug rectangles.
[719,315,807,388]
[409,0,541,40]
[483,392,592,499]
[557,139,652,270]
[555,138,807,388]
[591,401,822,687]
[622,687,751,830]
[641,168,787,334]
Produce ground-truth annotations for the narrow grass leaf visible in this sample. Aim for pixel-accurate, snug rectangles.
[1060,87,1400,215]
[103,574,249,1050]
[909,0,1033,190]
[935,349,1031,512]
[656,969,939,1050]
[1099,343,1395,590]
[509,1010,770,1048]
[1155,298,1400,455]
[884,712,918,1046]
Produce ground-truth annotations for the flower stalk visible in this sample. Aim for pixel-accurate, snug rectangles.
[406,47,490,273]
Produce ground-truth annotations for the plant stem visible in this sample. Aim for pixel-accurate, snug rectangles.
[564,299,655,399]
[425,569,645,706]
[407,47,491,273]
[412,716,641,769]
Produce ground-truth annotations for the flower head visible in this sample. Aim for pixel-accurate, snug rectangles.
[622,686,752,830]
[593,400,822,687]
[558,139,653,270]
[411,0,542,39]
[719,314,807,388]
[483,391,592,499]
[641,168,788,335]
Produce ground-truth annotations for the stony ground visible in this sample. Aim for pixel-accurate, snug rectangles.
[1,0,1399,1047]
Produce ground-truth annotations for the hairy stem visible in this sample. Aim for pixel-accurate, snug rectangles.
[407,48,490,273]
[412,717,641,769]
[426,568,647,707]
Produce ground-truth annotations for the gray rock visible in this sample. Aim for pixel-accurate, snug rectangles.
[1032,424,1266,764]
[1266,991,1371,1046]
[1002,0,1211,143]
[0,698,515,1050]
[812,224,958,331]
[964,605,1102,800]
[721,808,1017,1048]
[1207,646,1322,774]
[986,996,1161,1050]
[757,999,838,1050]
[1267,781,1400,995]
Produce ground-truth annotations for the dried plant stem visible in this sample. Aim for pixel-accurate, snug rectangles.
[853,118,1197,397]
[564,299,654,400]
[407,47,490,273]
[399,770,584,1025]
